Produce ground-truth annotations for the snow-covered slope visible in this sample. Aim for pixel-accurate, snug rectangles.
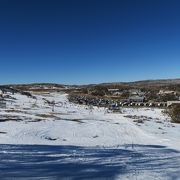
[0,92,180,179]
[0,92,180,150]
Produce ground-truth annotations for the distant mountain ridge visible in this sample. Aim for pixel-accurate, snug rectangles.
[99,79,180,87]
[1,78,180,88]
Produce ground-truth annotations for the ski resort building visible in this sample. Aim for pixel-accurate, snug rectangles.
[167,101,180,107]
[128,96,145,103]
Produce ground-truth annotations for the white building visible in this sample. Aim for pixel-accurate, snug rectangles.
[129,89,145,96]
[159,90,177,95]
[129,96,145,103]
[112,92,122,96]
[108,89,119,92]
[167,101,180,107]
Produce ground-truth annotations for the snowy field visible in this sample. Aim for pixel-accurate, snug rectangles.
[0,92,180,179]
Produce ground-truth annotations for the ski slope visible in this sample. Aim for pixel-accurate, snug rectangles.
[0,92,180,179]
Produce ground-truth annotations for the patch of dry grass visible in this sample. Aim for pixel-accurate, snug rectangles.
[5,109,29,115]
[36,113,57,118]
[0,115,24,122]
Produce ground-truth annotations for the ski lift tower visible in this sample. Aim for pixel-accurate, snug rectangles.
[0,89,6,109]
[0,89,3,98]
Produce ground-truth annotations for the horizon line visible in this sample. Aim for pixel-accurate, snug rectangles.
[1,78,180,86]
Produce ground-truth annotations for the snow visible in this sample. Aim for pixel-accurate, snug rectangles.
[0,144,179,180]
[0,92,180,179]
[1,92,180,149]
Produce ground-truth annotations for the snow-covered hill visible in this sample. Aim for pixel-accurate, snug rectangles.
[0,92,180,179]
[0,92,180,149]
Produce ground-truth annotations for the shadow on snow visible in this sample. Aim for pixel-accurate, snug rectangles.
[0,144,180,180]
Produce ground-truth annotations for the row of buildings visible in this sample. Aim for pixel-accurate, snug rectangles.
[108,88,180,101]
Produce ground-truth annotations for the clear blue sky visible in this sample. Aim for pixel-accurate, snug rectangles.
[0,0,180,84]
